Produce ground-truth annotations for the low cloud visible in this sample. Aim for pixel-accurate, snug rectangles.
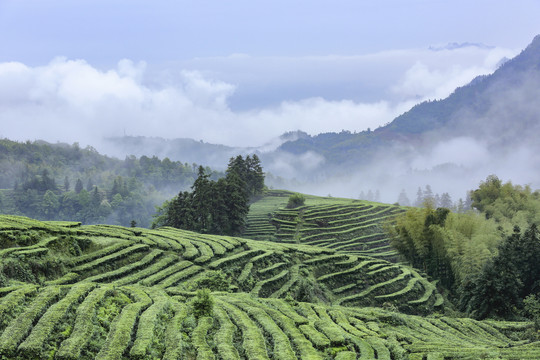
[411,137,490,170]
[0,45,514,151]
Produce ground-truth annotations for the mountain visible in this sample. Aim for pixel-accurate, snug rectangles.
[102,136,239,169]
[279,34,540,162]
[94,35,540,201]
[382,34,540,137]
[102,131,312,170]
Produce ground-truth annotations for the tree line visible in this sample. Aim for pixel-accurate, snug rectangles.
[388,175,540,323]
[0,139,223,227]
[152,155,265,236]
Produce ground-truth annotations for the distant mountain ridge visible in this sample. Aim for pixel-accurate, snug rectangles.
[277,34,540,165]
[101,35,540,173]
[94,35,540,200]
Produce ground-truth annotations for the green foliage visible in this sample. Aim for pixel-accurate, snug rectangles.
[18,283,95,358]
[192,316,215,359]
[0,213,539,358]
[95,289,151,360]
[154,155,264,236]
[459,224,540,319]
[287,193,306,209]
[388,205,501,289]
[0,138,224,227]
[129,292,171,359]
[471,175,540,230]
[189,270,231,292]
[523,295,540,331]
[191,289,214,319]
[0,285,63,357]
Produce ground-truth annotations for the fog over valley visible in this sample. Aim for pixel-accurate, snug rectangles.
[1,1,540,206]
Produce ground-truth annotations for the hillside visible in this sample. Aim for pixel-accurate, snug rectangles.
[278,35,540,165]
[85,36,540,202]
[0,138,224,227]
[244,190,404,262]
[102,136,240,170]
[1,215,539,359]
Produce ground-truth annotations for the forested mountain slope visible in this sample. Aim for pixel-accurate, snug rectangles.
[0,139,221,227]
[277,35,540,167]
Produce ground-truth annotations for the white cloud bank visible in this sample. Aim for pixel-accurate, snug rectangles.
[0,45,514,149]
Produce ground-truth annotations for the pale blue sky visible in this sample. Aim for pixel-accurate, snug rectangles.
[1,0,538,64]
[0,0,539,146]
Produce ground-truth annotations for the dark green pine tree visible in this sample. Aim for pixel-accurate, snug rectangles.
[191,166,213,232]
[209,178,229,234]
[510,224,540,298]
[63,176,70,192]
[458,226,527,319]
[155,155,263,236]
[245,154,265,197]
[224,170,249,235]
[227,155,247,181]
[166,191,193,229]
[74,179,83,194]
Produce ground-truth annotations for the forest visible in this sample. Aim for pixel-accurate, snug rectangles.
[389,175,540,322]
[0,139,223,228]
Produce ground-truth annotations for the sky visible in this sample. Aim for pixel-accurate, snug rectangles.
[0,0,539,148]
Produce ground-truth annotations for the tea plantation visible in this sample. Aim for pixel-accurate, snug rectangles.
[244,190,404,262]
[0,200,539,358]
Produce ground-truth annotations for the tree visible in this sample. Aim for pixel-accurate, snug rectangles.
[389,205,501,290]
[366,190,374,201]
[458,224,540,319]
[287,193,305,209]
[191,289,214,319]
[245,154,265,196]
[63,176,70,192]
[414,187,424,207]
[223,172,249,234]
[74,179,83,194]
[397,189,411,206]
[423,185,434,205]
[41,190,59,219]
[439,192,453,208]
[191,166,212,232]
[523,295,540,330]
[153,155,262,236]
[86,179,93,191]
[471,175,502,214]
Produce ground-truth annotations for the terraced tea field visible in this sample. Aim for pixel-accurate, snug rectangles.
[244,190,404,261]
[0,214,539,359]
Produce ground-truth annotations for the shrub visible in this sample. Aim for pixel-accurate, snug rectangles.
[191,289,214,319]
[189,270,230,291]
[286,193,305,209]
[523,295,540,331]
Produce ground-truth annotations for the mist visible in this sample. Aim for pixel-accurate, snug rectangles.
[0,42,535,206]
[265,66,540,205]
[0,44,513,148]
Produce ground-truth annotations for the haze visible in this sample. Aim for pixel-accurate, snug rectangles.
[1,0,540,204]
[1,0,538,147]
